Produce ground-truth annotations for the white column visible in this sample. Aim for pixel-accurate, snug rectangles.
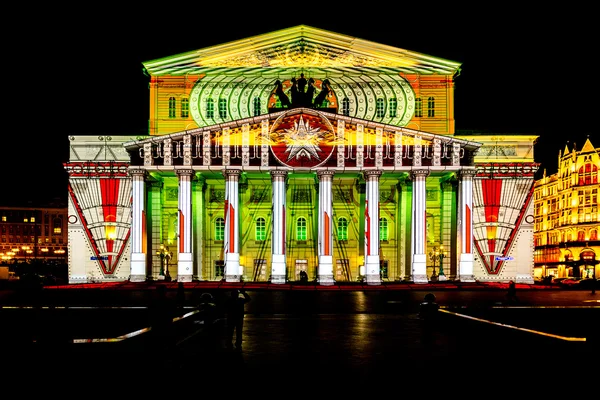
[270,170,288,284]
[149,181,163,280]
[364,170,382,285]
[129,169,147,282]
[317,170,335,285]
[411,169,429,283]
[193,176,205,281]
[223,169,241,282]
[177,169,194,282]
[458,168,476,282]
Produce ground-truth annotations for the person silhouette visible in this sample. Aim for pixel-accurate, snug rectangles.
[226,289,251,350]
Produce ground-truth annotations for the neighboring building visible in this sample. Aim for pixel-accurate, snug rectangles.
[533,138,600,280]
[65,25,538,285]
[0,202,68,264]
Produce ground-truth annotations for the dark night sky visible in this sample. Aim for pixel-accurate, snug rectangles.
[2,5,596,205]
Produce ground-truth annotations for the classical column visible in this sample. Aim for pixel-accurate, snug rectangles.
[193,176,205,281]
[177,169,194,282]
[270,170,288,284]
[411,169,429,283]
[458,168,476,282]
[129,168,147,282]
[364,169,382,285]
[224,169,241,282]
[317,170,335,285]
[148,180,163,280]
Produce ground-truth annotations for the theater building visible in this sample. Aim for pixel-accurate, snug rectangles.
[65,26,538,285]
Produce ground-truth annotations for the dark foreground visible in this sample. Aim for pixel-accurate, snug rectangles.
[1,283,598,394]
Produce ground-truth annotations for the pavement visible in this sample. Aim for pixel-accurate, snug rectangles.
[1,280,598,394]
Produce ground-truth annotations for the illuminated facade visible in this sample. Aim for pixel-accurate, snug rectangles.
[65,26,538,284]
[533,138,600,279]
[0,204,68,264]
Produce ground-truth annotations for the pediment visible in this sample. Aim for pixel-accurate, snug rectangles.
[124,108,481,170]
[143,25,462,77]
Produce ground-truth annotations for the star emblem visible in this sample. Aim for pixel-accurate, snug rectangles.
[283,116,322,161]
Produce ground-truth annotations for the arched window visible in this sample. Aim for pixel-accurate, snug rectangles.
[578,162,598,185]
[206,98,214,119]
[379,217,388,241]
[427,96,435,118]
[218,98,227,119]
[168,97,176,118]
[577,230,585,241]
[376,98,385,118]
[389,98,397,117]
[415,98,422,117]
[590,229,598,241]
[180,97,189,118]
[342,98,350,116]
[215,217,225,241]
[253,97,261,116]
[255,217,266,241]
[337,217,348,241]
[297,217,307,241]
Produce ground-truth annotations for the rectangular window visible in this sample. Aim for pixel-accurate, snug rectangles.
[215,218,225,241]
[169,97,176,118]
[218,98,227,119]
[181,98,189,118]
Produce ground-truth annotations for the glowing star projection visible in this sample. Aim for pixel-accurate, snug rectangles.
[270,110,336,168]
[283,116,323,161]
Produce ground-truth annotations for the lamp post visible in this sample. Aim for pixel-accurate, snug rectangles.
[156,244,173,281]
[428,245,446,282]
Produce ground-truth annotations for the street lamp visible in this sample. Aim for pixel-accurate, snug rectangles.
[156,244,173,281]
[428,245,446,282]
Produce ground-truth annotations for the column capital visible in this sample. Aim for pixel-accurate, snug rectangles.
[410,169,430,179]
[223,169,242,179]
[175,169,194,177]
[317,170,335,179]
[129,168,147,178]
[270,170,288,178]
[459,168,477,178]
[363,169,383,179]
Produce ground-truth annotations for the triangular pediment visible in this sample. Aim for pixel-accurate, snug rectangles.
[142,25,461,77]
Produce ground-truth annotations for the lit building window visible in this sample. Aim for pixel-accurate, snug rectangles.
[337,217,348,241]
[415,98,422,118]
[215,217,225,241]
[389,98,397,118]
[376,98,385,118]
[218,98,227,119]
[180,97,189,118]
[297,217,307,241]
[206,98,214,119]
[380,217,388,241]
[255,217,266,241]
[168,97,176,118]
[427,96,435,118]
[253,97,261,116]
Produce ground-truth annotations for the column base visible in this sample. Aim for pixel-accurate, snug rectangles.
[318,274,335,285]
[413,273,429,284]
[130,274,146,282]
[225,274,241,282]
[458,274,476,282]
[271,274,286,284]
[365,274,381,285]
